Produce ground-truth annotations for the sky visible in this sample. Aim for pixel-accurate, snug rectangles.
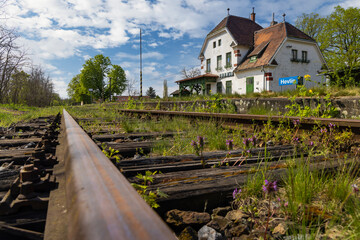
[1,0,359,99]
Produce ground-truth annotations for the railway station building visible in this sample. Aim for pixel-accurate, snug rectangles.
[176,9,327,95]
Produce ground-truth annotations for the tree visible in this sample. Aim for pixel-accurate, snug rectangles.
[107,65,126,99]
[322,6,360,86]
[0,26,27,103]
[67,74,91,103]
[180,67,201,79]
[79,54,126,102]
[8,70,29,104]
[295,6,360,87]
[126,77,139,96]
[146,87,156,98]
[295,13,325,41]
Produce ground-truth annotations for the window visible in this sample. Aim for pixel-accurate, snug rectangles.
[226,81,232,94]
[216,55,222,70]
[206,59,211,72]
[217,82,222,94]
[249,56,257,63]
[291,49,298,60]
[218,39,221,46]
[213,41,216,48]
[302,51,308,63]
[225,52,232,68]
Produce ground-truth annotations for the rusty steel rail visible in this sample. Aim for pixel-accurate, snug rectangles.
[120,109,360,133]
[62,109,176,240]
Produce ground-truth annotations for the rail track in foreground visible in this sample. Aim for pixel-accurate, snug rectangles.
[1,109,360,239]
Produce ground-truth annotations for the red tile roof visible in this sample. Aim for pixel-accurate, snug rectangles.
[235,22,316,71]
[175,73,218,83]
[207,15,263,46]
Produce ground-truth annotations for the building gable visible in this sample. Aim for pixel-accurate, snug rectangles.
[199,15,263,59]
[235,22,321,72]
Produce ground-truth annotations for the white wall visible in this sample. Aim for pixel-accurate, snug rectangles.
[234,69,264,94]
[268,38,326,92]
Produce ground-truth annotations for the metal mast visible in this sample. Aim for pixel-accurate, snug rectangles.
[140,28,143,97]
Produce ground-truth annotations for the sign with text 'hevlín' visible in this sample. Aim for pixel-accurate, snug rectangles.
[279,76,298,86]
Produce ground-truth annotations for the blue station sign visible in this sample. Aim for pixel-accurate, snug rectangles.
[279,76,298,86]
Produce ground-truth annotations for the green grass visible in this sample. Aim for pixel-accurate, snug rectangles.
[0,104,63,127]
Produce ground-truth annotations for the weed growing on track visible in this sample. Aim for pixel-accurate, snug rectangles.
[131,171,168,208]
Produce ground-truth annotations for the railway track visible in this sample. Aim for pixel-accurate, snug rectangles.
[1,108,359,239]
[119,109,360,135]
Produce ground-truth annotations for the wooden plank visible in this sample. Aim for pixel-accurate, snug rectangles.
[92,132,179,142]
[0,138,41,147]
[140,157,349,202]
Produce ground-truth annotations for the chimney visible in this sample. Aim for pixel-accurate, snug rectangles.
[270,13,278,26]
[250,7,255,22]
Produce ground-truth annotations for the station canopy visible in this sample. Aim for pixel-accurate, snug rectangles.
[175,73,218,95]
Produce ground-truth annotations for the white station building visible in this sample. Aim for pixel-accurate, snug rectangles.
[175,9,327,95]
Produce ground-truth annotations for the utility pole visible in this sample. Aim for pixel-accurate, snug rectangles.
[140,28,143,98]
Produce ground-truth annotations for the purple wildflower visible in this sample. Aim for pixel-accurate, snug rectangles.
[293,119,300,126]
[310,141,314,146]
[262,180,277,193]
[320,128,327,134]
[233,188,241,199]
[249,135,257,145]
[191,140,197,147]
[243,138,250,147]
[329,123,335,129]
[293,137,299,143]
[284,202,288,207]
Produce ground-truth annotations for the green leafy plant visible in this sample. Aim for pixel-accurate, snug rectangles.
[131,171,168,208]
[101,143,121,163]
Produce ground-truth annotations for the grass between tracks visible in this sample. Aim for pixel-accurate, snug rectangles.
[0,104,63,127]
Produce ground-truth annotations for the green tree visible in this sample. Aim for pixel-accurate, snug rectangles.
[295,6,360,87]
[9,70,29,104]
[322,6,360,86]
[107,65,126,100]
[67,74,91,103]
[146,87,156,98]
[79,54,126,102]
[295,13,326,46]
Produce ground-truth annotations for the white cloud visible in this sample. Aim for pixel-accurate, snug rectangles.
[52,77,69,98]
[148,42,158,48]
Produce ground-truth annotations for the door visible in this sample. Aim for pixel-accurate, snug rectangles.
[226,81,232,95]
[246,77,254,94]
[206,84,211,95]
[217,82,222,94]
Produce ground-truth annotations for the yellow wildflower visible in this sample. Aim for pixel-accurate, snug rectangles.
[304,74,311,79]
[309,89,313,93]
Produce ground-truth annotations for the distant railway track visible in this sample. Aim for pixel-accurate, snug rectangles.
[1,109,359,239]
[120,109,360,135]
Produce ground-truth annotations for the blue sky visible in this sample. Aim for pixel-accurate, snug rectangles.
[1,0,359,98]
